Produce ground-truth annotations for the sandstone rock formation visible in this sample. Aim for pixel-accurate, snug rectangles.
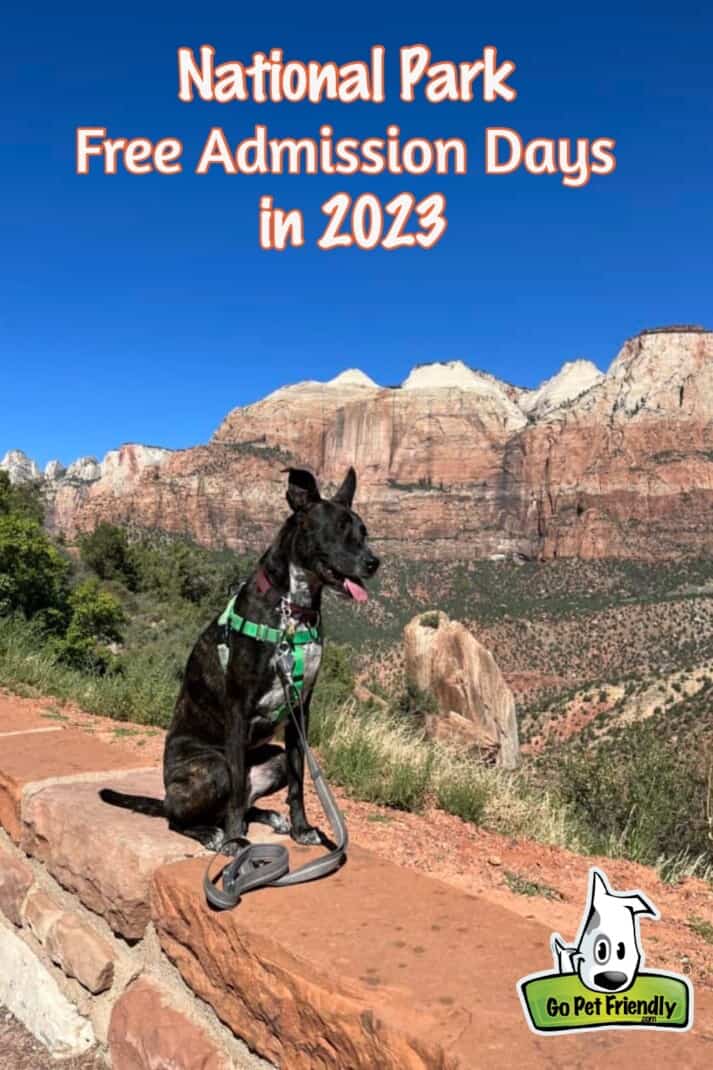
[1,449,40,483]
[403,611,519,768]
[44,459,66,480]
[4,327,713,560]
[519,359,604,418]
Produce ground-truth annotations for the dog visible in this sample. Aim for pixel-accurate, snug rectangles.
[101,466,379,850]
[551,868,658,992]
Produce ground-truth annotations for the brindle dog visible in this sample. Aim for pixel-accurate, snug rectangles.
[101,467,379,849]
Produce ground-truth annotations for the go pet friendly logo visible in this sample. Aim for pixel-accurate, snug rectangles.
[517,868,693,1034]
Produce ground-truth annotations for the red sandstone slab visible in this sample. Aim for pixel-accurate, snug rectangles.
[22,768,203,940]
[0,727,144,842]
[152,845,713,1070]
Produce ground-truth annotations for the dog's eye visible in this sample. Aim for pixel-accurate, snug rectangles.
[617,942,625,960]
[594,936,611,964]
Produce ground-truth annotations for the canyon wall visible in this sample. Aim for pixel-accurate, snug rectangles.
[4,327,713,561]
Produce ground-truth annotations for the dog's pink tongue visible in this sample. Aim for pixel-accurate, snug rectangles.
[344,578,368,603]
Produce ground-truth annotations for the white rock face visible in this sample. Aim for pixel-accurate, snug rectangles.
[263,369,379,405]
[0,450,41,484]
[400,361,527,431]
[327,368,378,388]
[567,328,713,421]
[44,460,66,481]
[99,444,171,490]
[520,359,604,418]
[64,456,101,482]
[0,925,95,1056]
[402,360,497,393]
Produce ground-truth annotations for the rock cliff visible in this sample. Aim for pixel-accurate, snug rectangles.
[3,327,712,561]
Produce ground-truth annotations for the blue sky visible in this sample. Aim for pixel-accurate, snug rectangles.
[2,2,712,467]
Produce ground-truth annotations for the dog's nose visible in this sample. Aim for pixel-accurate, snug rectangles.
[366,553,380,575]
[594,971,628,990]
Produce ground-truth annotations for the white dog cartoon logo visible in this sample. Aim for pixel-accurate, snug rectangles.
[551,867,658,992]
[518,866,693,1033]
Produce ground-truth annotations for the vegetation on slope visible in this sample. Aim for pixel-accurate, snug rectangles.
[0,485,711,882]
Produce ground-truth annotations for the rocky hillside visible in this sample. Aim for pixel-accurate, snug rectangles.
[4,326,713,561]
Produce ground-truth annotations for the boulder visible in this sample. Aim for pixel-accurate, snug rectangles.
[404,611,519,768]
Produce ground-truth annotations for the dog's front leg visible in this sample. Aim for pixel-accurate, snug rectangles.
[223,690,249,843]
[286,693,321,845]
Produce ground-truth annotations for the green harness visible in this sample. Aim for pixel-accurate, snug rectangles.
[217,594,321,726]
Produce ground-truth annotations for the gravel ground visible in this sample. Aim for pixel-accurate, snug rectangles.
[0,1008,105,1069]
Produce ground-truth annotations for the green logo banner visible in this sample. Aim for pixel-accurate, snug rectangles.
[519,972,691,1032]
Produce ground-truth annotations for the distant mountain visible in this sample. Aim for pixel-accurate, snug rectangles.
[4,326,713,561]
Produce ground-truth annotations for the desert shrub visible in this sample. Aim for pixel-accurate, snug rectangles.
[393,680,439,726]
[319,704,433,811]
[546,722,711,870]
[435,763,490,823]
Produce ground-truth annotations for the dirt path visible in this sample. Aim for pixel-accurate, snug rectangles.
[6,690,713,993]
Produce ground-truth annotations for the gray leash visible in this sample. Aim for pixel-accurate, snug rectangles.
[203,659,348,910]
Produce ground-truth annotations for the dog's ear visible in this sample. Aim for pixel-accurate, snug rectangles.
[332,467,357,509]
[284,468,321,512]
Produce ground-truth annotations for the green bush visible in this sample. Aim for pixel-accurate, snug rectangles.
[393,681,439,725]
[547,722,711,869]
[436,766,490,823]
[0,471,45,523]
[79,523,138,588]
[0,615,177,725]
[53,579,125,672]
[0,513,70,624]
[320,710,433,811]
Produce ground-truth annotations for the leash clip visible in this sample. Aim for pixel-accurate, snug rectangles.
[276,641,295,682]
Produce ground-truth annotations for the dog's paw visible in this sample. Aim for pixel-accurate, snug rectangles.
[268,813,291,835]
[291,825,322,846]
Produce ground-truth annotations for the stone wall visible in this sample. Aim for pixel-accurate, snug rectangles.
[1,695,712,1068]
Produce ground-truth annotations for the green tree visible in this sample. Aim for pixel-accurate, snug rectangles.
[54,579,125,671]
[0,514,70,624]
[132,540,215,604]
[79,523,137,588]
[0,471,44,523]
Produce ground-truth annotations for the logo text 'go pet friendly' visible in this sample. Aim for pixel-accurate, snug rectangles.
[517,867,693,1034]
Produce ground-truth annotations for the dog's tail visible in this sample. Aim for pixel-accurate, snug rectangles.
[99,788,165,818]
